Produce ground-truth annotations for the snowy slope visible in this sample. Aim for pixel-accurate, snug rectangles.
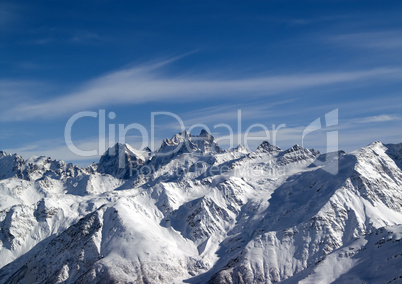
[0,132,401,283]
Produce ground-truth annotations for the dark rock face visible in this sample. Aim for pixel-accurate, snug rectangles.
[97,143,144,179]
[157,130,223,156]
[256,141,281,153]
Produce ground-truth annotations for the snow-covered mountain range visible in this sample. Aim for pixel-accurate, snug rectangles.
[0,130,401,283]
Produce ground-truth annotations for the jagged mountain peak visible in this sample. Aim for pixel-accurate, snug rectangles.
[285,144,304,153]
[257,140,282,153]
[100,143,149,160]
[97,143,149,179]
[26,155,53,165]
[0,151,83,181]
[143,146,152,153]
[191,130,223,154]
[355,140,384,153]
[282,144,320,157]
[199,129,209,137]
[157,130,223,155]
[231,144,248,154]
[104,142,131,153]
[170,129,191,143]
[0,152,24,180]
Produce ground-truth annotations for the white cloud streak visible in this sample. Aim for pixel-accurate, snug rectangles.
[3,137,102,163]
[329,31,402,50]
[356,114,401,123]
[2,57,402,121]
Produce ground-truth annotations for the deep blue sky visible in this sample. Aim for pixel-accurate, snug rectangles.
[1,0,402,165]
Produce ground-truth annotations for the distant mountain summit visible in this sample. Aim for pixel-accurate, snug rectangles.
[256,140,281,153]
[0,134,401,283]
[157,129,223,155]
[97,143,148,179]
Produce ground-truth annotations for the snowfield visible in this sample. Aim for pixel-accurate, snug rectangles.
[0,131,401,283]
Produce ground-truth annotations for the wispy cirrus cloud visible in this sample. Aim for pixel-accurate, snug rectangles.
[0,79,51,105]
[175,100,296,127]
[328,31,402,50]
[356,114,401,123]
[2,56,402,122]
[3,137,99,163]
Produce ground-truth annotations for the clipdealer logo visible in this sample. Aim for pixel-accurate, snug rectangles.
[64,109,339,176]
